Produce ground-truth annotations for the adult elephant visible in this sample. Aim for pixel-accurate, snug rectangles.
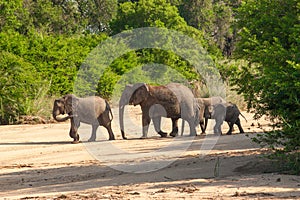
[52,94,115,143]
[181,96,226,135]
[212,102,247,135]
[119,83,199,139]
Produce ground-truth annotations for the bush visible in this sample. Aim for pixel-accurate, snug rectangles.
[0,51,48,124]
[233,0,300,174]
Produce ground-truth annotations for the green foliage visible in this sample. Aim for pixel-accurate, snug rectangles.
[97,68,121,99]
[234,0,300,173]
[111,0,187,33]
[106,0,215,97]
[178,0,240,56]
[26,33,107,94]
[0,0,25,32]
[0,28,106,123]
[76,0,118,33]
[0,0,118,35]
[0,0,232,124]
[0,51,46,124]
[110,0,211,50]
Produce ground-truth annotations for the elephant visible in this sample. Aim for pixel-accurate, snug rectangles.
[181,96,226,135]
[119,83,199,139]
[211,102,247,135]
[197,96,227,134]
[52,94,115,143]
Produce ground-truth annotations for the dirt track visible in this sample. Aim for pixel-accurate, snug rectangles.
[0,107,299,199]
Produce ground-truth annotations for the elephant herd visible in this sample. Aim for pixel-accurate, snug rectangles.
[52,83,246,143]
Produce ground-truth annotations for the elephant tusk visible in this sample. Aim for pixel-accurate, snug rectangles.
[55,114,70,121]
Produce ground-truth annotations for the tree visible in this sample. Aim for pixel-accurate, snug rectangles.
[0,0,118,35]
[111,0,188,34]
[97,0,209,99]
[0,0,26,33]
[179,0,215,34]
[234,0,300,173]
[178,0,238,56]
[76,0,118,33]
[0,51,44,124]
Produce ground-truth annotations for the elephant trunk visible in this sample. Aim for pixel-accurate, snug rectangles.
[52,101,70,122]
[119,105,127,139]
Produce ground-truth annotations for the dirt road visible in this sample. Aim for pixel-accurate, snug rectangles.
[0,108,299,199]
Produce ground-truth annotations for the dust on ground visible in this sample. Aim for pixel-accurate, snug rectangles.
[0,107,299,199]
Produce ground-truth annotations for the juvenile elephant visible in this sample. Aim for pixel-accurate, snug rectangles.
[211,102,247,135]
[197,96,226,134]
[181,96,226,135]
[119,83,199,139]
[52,94,115,143]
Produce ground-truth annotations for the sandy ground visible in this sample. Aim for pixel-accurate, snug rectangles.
[0,106,299,199]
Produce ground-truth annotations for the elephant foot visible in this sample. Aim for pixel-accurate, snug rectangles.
[201,132,206,135]
[170,131,178,137]
[71,140,81,144]
[189,130,197,137]
[140,136,148,139]
[170,127,178,137]
[158,131,168,138]
[226,132,232,135]
[121,130,127,140]
[88,138,96,142]
[109,137,115,140]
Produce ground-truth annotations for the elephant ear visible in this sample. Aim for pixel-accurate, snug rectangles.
[138,83,150,96]
[129,83,150,105]
[130,83,149,98]
[64,94,79,114]
[133,83,148,92]
[143,83,149,92]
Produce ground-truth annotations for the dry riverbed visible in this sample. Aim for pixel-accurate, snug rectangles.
[0,107,299,199]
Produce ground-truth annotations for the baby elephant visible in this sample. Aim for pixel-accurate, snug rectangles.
[52,94,115,143]
[211,102,247,135]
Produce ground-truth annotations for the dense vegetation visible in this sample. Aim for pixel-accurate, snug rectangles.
[233,0,300,173]
[0,0,299,173]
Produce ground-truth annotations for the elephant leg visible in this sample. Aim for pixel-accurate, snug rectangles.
[141,113,151,138]
[203,117,208,134]
[98,115,115,140]
[213,119,223,135]
[235,118,245,134]
[70,118,80,143]
[180,120,185,136]
[199,119,206,134]
[226,121,234,135]
[88,125,98,142]
[170,118,179,137]
[105,124,115,140]
[153,116,167,138]
[187,119,197,136]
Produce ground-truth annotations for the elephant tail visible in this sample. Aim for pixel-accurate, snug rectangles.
[239,112,247,122]
[232,103,247,123]
[105,100,113,122]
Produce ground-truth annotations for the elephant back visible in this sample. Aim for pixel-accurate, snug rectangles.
[77,96,106,122]
[166,83,197,120]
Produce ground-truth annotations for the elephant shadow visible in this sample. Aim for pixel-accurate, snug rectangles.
[0,141,72,146]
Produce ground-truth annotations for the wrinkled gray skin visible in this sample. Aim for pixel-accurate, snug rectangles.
[53,94,115,143]
[198,97,227,134]
[212,102,247,135]
[181,96,226,135]
[119,83,199,139]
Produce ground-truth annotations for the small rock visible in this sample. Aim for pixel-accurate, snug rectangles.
[276,177,281,182]
[128,191,140,195]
